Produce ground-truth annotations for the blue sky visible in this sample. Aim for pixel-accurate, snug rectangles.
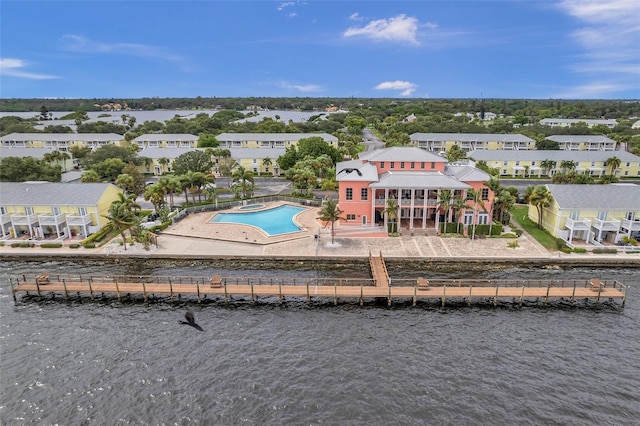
[1,0,638,99]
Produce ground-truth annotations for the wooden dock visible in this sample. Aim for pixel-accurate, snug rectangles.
[10,271,628,307]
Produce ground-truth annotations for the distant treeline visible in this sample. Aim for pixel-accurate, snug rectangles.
[1,97,640,119]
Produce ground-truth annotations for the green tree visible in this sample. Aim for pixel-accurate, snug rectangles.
[605,156,621,177]
[559,160,576,173]
[529,185,553,229]
[172,150,213,174]
[0,157,61,182]
[383,197,399,235]
[446,145,466,162]
[317,199,344,244]
[232,166,255,199]
[436,190,453,233]
[540,159,556,177]
[81,169,100,183]
[103,193,141,251]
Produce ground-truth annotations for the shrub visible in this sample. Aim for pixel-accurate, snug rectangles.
[560,247,572,253]
[11,242,35,248]
[555,238,568,250]
[507,240,519,249]
[82,242,96,249]
[572,248,587,253]
[502,232,518,238]
[593,248,618,254]
[69,243,81,249]
[513,229,523,237]
[40,243,63,248]
[0,242,4,247]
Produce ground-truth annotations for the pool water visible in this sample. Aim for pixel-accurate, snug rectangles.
[211,205,306,236]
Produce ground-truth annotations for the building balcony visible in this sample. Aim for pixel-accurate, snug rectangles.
[1,213,10,226]
[593,218,620,231]
[66,214,93,226]
[38,213,67,226]
[621,218,640,232]
[565,217,591,230]
[11,214,39,226]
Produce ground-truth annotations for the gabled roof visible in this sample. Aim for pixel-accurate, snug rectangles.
[0,147,67,159]
[359,147,445,162]
[0,182,120,206]
[410,133,534,143]
[540,118,617,125]
[336,162,378,182]
[133,134,198,142]
[547,135,615,143]
[468,150,640,162]
[215,133,338,142]
[547,184,640,210]
[370,172,470,190]
[445,164,491,182]
[0,133,124,142]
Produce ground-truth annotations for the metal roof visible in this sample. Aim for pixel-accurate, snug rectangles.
[133,134,198,142]
[410,133,534,143]
[445,164,492,182]
[336,162,379,182]
[0,147,67,159]
[369,172,470,190]
[228,148,286,159]
[547,135,615,143]
[215,133,338,142]
[540,118,618,125]
[547,184,640,210]
[0,182,119,206]
[0,133,124,142]
[138,148,201,159]
[468,150,640,162]
[359,147,445,162]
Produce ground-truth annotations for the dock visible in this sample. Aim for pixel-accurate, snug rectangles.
[10,268,628,308]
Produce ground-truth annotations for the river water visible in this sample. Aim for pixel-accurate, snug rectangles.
[1,259,638,425]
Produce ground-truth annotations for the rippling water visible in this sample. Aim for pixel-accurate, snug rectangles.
[1,259,638,425]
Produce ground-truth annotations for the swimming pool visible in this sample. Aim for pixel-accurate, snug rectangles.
[210,205,306,236]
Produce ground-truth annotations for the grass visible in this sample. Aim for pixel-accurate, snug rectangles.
[511,205,557,251]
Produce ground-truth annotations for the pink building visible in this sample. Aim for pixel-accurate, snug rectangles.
[336,147,494,234]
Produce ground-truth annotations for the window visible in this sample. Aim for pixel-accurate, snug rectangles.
[346,188,353,200]
[346,214,356,221]
[478,213,489,225]
[25,206,34,215]
[410,162,415,169]
[52,207,60,215]
[481,188,489,199]
[360,188,368,200]
[421,162,425,169]
[78,207,88,216]
[597,211,607,220]
[431,162,435,169]
[464,211,474,225]
[400,162,405,169]
[380,162,385,168]
[570,211,579,220]
[503,161,508,166]
[390,162,395,169]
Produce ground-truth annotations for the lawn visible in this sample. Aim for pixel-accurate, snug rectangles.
[511,205,558,251]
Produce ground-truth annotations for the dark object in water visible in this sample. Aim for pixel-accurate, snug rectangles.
[179,310,203,331]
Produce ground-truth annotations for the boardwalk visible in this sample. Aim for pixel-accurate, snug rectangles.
[369,251,389,287]
[11,273,628,307]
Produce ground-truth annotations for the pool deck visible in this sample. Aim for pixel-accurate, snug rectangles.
[3,201,638,266]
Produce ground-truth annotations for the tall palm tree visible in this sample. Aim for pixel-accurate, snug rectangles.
[115,173,136,195]
[540,159,556,177]
[317,199,344,244]
[158,158,169,175]
[383,197,399,234]
[559,160,576,174]
[232,166,255,199]
[436,190,453,234]
[605,156,621,177]
[529,185,553,229]
[59,152,70,171]
[263,157,272,175]
[103,193,141,250]
[144,183,166,211]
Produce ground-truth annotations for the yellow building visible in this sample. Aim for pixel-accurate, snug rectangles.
[0,182,122,240]
[132,134,199,149]
[410,133,535,152]
[527,184,640,247]
[229,148,286,176]
[0,133,125,150]
[215,133,338,149]
[546,135,616,151]
[468,150,640,178]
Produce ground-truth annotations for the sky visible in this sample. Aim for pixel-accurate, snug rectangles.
[1,0,639,100]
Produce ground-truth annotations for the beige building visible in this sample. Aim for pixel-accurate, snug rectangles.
[546,135,616,151]
[410,133,535,152]
[214,133,338,149]
[0,133,125,150]
[132,134,199,150]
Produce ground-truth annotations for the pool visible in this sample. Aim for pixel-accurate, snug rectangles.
[211,205,306,236]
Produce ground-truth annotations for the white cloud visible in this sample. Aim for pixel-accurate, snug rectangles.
[374,80,417,96]
[0,58,58,80]
[349,12,364,21]
[277,2,295,11]
[343,14,421,45]
[279,81,323,93]
[556,0,640,97]
[555,82,627,99]
[61,34,182,62]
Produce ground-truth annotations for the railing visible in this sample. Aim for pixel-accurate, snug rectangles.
[67,214,93,226]
[0,213,10,225]
[621,218,640,231]
[593,218,620,231]
[38,213,66,225]
[565,217,591,230]
[10,214,38,225]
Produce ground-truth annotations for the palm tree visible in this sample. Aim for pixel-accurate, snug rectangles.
[317,199,344,244]
[232,166,255,199]
[605,156,621,177]
[115,173,136,195]
[263,157,272,175]
[103,193,141,250]
[559,160,576,174]
[59,152,70,171]
[180,171,201,204]
[529,185,553,229]
[144,183,166,211]
[383,197,399,234]
[158,158,169,175]
[159,176,181,208]
[436,190,453,234]
[540,159,556,177]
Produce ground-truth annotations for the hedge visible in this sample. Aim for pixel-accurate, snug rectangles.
[40,243,63,249]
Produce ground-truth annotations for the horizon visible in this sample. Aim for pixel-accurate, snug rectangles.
[1,1,639,100]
